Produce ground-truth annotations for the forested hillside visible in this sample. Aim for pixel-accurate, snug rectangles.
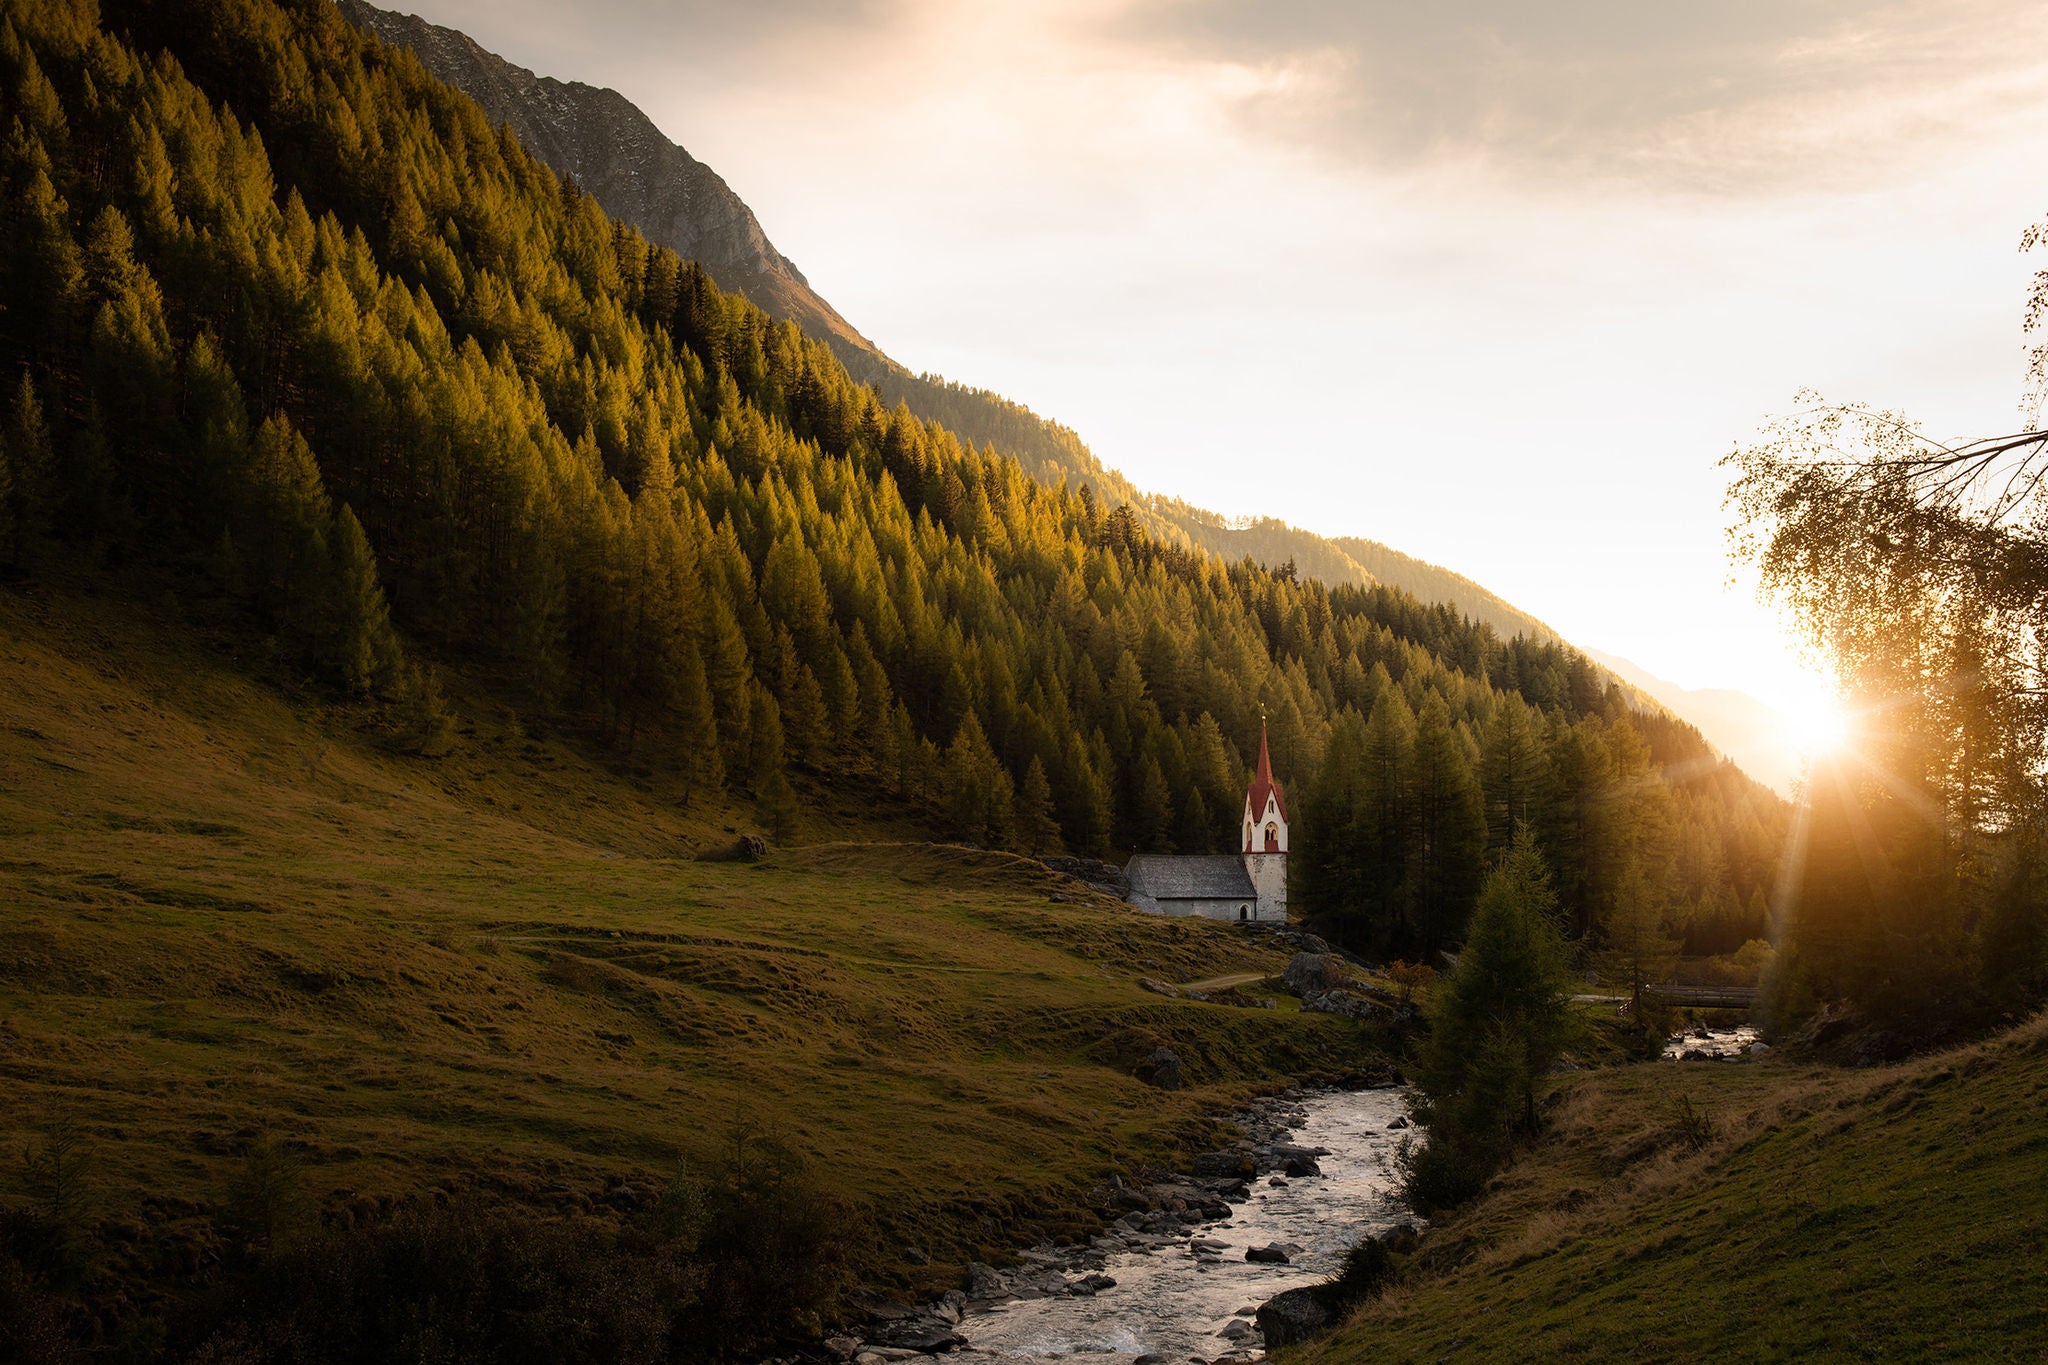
[336,0,1570,656]
[0,0,1781,959]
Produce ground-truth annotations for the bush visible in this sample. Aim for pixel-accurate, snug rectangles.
[158,1137,849,1364]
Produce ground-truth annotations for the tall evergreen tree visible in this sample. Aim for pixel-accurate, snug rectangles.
[1404,834,1576,1210]
[1408,691,1486,953]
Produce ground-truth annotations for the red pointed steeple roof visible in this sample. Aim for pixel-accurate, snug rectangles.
[1247,723,1287,822]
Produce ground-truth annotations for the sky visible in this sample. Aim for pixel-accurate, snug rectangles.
[400,0,2048,719]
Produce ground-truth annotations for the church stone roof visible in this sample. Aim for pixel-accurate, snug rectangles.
[1126,854,1255,901]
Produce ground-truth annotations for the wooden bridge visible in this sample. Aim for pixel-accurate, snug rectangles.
[1645,984,1757,1010]
[1573,985,1758,1011]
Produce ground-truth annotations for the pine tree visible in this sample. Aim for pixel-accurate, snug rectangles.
[327,505,402,693]
[944,711,1014,848]
[1018,756,1062,856]
[1599,864,1680,1021]
[1177,785,1211,853]
[758,765,801,845]
[1404,833,1576,1210]
[1132,749,1173,853]
[1358,685,1417,947]
[1409,691,1486,953]
[1480,695,1549,852]
[4,376,53,558]
[0,415,14,569]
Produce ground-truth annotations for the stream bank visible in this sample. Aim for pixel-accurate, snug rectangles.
[831,1085,1415,1365]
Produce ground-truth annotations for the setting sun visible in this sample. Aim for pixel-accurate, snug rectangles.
[1780,687,1852,760]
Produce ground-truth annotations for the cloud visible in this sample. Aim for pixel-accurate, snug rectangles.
[1106,0,2048,191]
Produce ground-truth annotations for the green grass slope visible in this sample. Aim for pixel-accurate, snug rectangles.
[1299,1018,2048,1363]
[0,577,1370,1292]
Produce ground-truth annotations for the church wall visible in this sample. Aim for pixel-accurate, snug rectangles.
[1245,852,1288,921]
[1148,897,1259,922]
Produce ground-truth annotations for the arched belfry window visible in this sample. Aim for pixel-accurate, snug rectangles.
[1264,822,1279,851]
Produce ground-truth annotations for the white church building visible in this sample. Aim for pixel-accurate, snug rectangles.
[1125,726,1289,923]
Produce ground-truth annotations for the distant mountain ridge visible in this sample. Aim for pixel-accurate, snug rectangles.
[1586,648,1799,796]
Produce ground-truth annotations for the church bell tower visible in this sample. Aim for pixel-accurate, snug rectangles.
[1241,724,1288,921]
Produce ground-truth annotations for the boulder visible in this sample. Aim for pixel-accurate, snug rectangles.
[1387,1115,1410,1130]
[1071,1273,1118,1295]
[1256,1286,1331,1347]
[1300,988,1390,1022]
[1192,1150,1255,1179]
[1140,1046,1183,1090]
[1245,1244,1290,1264]
[859,1296,917,1323]
[1282,1155,1322,1178]
[1374,1220,1420,1255]
[869,1321,966,1354]
[966,1261,1009,1300]
[1218,1319,1256,1341]
[1282,951,1331,994]
[823,1338,860,1361]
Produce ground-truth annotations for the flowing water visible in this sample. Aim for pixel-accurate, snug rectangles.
[956,1089,1412,1363]
[1663,1024,1759,1060]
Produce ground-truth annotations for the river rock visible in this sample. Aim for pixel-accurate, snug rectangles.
[966,1261,1009,1300]
[1387,1115,1410,1130]
[1141,1046,1184,1090]
[1256,1286,1331,1347]
[1282,1155,1322,1178]
[869,1322,966,1354]
[823,1338,859,1360]
[1192,1149,1255,1179]
[1218,1319,1256,1341]
[1245,1244,1290,1264]
[858,1296,917,1323]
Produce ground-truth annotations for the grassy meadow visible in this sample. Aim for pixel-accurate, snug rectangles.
[0,574,1374,1298]
[1300,1015,2048,1362]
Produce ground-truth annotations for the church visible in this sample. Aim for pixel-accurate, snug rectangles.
[1124,726,1289,923]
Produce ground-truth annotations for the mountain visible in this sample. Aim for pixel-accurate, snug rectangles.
[1587,649,1800,796]
[0,0,1782,950]
[337,0,890,372]
[337,2,1584,659]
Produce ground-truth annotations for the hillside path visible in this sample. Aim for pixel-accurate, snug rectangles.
[1179,971,1269,993]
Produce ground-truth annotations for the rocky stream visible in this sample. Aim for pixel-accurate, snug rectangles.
[834,1086,1417,1365]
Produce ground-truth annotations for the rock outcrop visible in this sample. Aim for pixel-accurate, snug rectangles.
[1256,1285,1331,1347]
